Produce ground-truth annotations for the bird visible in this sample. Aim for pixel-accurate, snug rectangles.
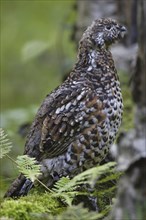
[4,18,126,198]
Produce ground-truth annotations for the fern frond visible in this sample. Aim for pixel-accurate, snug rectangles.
[0,128,12,159]
[16,155,41,182]
[51,162,116,206]
[71,162,116,188]
[52,176,74,193]
[53,162,116,194]
[97,171,122,185]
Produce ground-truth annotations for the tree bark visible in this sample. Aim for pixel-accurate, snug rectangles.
[75,0,146,219]
[107,0,146,219]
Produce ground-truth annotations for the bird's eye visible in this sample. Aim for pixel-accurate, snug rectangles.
[106,25,112,30]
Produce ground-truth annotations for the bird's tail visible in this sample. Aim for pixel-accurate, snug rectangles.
[4,174,33,198]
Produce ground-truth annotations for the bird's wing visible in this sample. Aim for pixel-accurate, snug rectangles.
[39,85,106,158]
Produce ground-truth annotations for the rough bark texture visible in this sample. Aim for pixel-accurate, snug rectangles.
[107,0,146,219]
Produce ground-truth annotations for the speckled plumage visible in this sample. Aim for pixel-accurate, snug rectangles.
[5,18,126,198]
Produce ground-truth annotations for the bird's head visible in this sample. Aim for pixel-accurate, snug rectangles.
[82,18,127,49]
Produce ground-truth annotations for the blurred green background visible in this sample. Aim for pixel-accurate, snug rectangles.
[1,0,76,111]
[1,0,77,194]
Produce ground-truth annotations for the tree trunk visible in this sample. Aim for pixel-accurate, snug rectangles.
[107,0,146,219]
[75,0,146,218]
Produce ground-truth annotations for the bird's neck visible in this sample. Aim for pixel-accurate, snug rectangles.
[76,40,113,68]
[74,40,118,81]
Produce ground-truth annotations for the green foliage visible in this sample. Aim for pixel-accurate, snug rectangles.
[0,159,121,219]
[33,204,105,220]
[0,126,120,219]
[0,128,12,159]
[1,1,76,110]
[94,168,122,213]
[16,155,41,182]
[0,193,63,220]
[51,162,116,206]
[62,162,116,189]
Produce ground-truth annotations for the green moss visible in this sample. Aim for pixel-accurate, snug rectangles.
[0,164,121,219]
[0,193,64,220]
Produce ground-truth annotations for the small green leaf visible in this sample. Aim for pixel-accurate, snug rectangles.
[0,128,12,158]
[16,155,41,182]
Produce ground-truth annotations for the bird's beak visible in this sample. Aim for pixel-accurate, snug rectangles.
[118,25,127,38]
